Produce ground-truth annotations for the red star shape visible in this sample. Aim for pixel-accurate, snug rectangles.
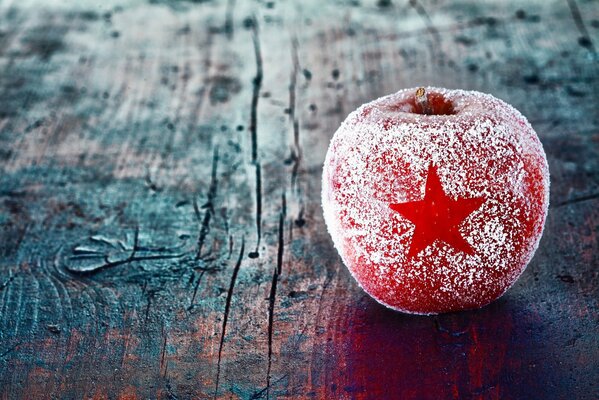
[390,164,486,259]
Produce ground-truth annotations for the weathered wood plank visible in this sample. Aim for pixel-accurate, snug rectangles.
[0,0,597,399]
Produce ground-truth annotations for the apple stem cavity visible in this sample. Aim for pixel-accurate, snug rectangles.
[415,87,432,115]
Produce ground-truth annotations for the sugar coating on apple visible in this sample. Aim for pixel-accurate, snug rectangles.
[321,87,549,315]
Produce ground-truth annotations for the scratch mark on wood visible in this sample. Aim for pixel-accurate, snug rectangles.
[408,0,439,38]
[164,379,178,400]
[187,269,206,311]
[312,270,335,334]
[188,34,213,135]
[566,0,597,54]
[142,280,152,321]
[553,192,599,208]
[434,317,470,337]
[188,263,221,310]
[0,342,20,359]
[131,226,139,258]
[295,205,306,228]
[220,207,230,236]
[195,147,219,260]
[160,326,168,377]
[0,269,14,292]
[145,293,153,322]
[251,374,288,400]
[214,236,244,399]
[69,228,195,275]
[145,169,162,192]
[192,196,202,222]
[90,234,127,250]
[408,0,445,63]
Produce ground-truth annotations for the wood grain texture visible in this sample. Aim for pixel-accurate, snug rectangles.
[0,0,597,399]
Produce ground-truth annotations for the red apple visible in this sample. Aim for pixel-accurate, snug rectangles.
[321,87,549,314]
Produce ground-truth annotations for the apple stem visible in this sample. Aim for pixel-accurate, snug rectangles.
[416,87,432,115]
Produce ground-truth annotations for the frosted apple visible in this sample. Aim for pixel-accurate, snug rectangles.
[321,87,549,314]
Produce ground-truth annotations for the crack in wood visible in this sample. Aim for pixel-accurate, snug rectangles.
[266,266,278,400]
[248,18,264,259]
[227,234,233,259]
[265,194,286,399]
[250,18,263,164]
[251,162,262,258]
[195,147,220,260]
[289,35,302,193]
[277,193,286,276]
[214,236,244,399]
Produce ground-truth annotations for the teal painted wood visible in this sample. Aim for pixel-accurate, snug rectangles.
[0,0,597,398]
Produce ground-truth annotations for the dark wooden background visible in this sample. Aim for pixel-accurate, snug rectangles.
[0,0,597,399]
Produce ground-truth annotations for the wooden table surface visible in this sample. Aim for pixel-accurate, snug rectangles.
[0,0,598,399]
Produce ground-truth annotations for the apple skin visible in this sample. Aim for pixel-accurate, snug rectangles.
[321,87,550,315]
